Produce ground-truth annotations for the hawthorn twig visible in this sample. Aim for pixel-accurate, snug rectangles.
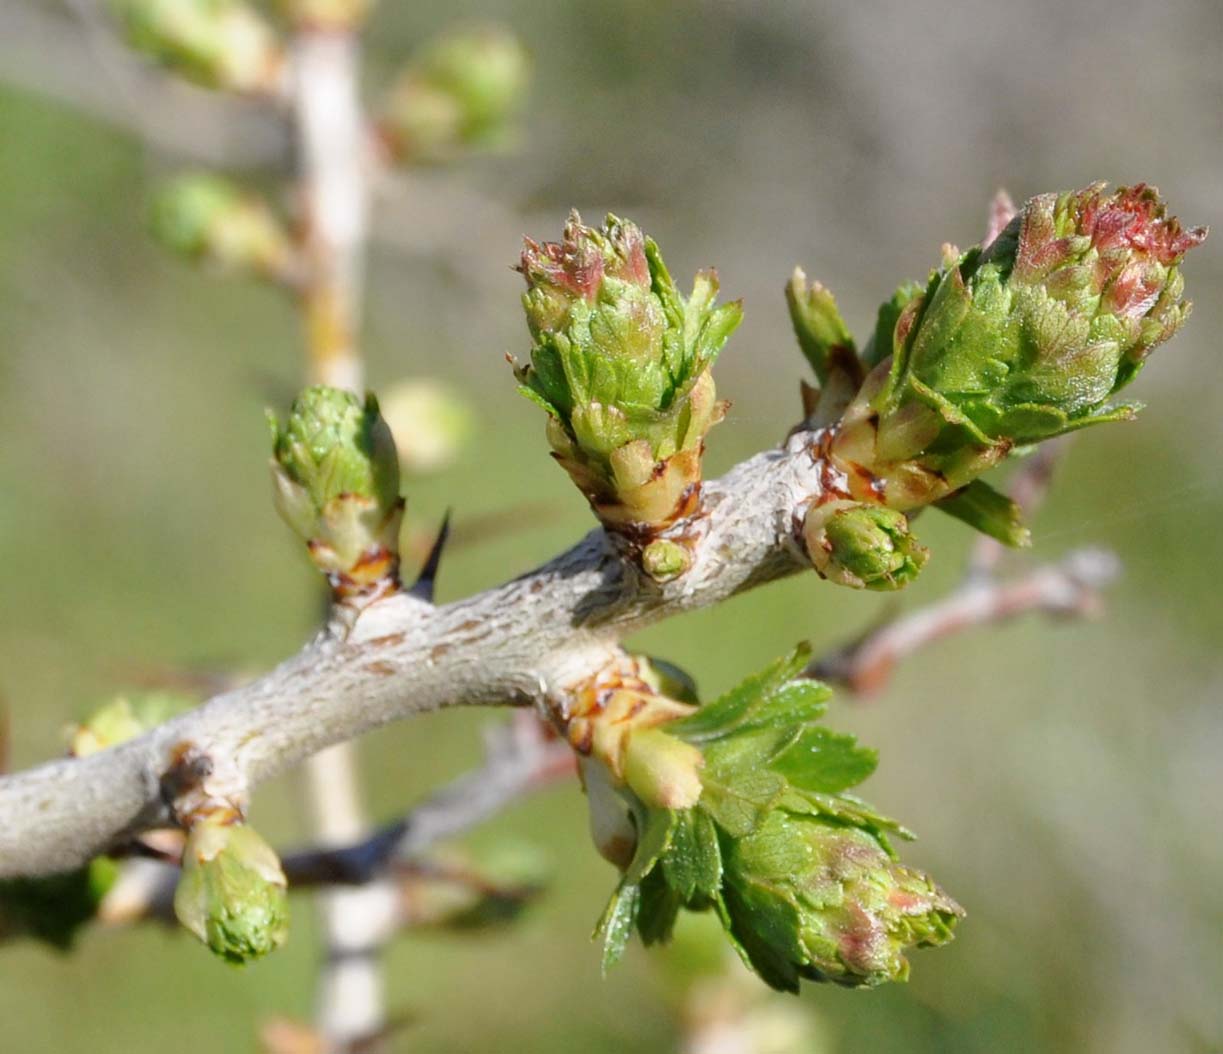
[287,22,388,1050]
[91,712,572,926]
[0,428,824,878]
[810,439,1117,697]
[811,547,1120,697]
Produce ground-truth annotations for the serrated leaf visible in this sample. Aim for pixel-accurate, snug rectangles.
[716,872,805,994]
[661,809,723,902]
[698,769,787,838]
[703,726,801,778]
[595,881,640,974]
[672,644,815,742]
[777,787,909,852]
[771,727,878,794]
[636,865,682,946]
[624,805,677,886]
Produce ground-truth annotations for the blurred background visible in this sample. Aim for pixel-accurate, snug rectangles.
[1,0,1221,1051]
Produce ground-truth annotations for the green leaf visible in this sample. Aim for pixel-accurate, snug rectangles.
[771,727,878,794]
[863,280,924,369]
[672,644,816,742]
[717,872,806,994]
[595,881,640,974]
[636,866,683,945]
[624,805,677,886]
[934,478,1030,547]
[698,769,787,839]
[778,787,909,851]
[662,809,723,902]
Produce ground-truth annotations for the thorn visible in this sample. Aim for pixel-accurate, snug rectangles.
[410,510,452,601]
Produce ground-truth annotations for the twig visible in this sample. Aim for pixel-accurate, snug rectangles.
[811,547,1120,696]
[0,427,825,878]
[813,438,1109,697]
[90,712,572,926]
[288,24,384,1051]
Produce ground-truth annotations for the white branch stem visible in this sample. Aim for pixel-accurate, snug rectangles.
[812,547,1120,696]
[290,29,386,1051]
[0,431,821,878]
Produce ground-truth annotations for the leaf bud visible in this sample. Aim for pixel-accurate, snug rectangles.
[174,818,289,964]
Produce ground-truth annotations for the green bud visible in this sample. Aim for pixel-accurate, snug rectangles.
[592,646,962,992]
[641,539,691,582]
[0,858,120,950]
[380,26,530,164]
[269,386,403,592]
[69,691,193,757]
[861,280,924,370]
[622,727,704,810]
[378,378,475,476]
[114,0,283,95]
[829,184,1205,513]
[174,819,288,964]
[785,267,858,385]
[802,500,927,590]
[151,174,293,282]
[719,811,961,988]
[515,213,742,532]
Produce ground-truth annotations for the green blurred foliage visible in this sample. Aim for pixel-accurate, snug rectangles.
[1,1,1221,1052]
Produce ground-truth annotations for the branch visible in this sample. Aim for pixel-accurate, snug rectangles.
[0,428,820,878]
[0,1,286,166]
[811,547,1120,697]
[93,712,572,924]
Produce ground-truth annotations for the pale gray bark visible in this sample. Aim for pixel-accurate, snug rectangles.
[0,432,821,878]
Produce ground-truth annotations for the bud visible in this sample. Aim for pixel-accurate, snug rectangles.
[380,25,530,164]
[514,213,742,535]
[377,377,475,476]
[719,811,961,988]
[641,539,691,582]
[802,500,927,591]
[269,386,403,596]
[151,174,294,283]
[174,818,288,964]
[591,647,962,991]
[0,858,120,950]
[114,0,283,95]
[69,691,193,758]
[785,267,858,385]
[830,184,1205,511]
[622,727,704,810]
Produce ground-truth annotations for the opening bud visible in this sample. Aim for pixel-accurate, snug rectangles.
[174,818,289,964]
[803,500,927,591]
[514,213,741,539]
[379,25,530,164]
[269,386,403,596]
[826,183,1204,518]
[114,0,284,95]
[151,174,294,283]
